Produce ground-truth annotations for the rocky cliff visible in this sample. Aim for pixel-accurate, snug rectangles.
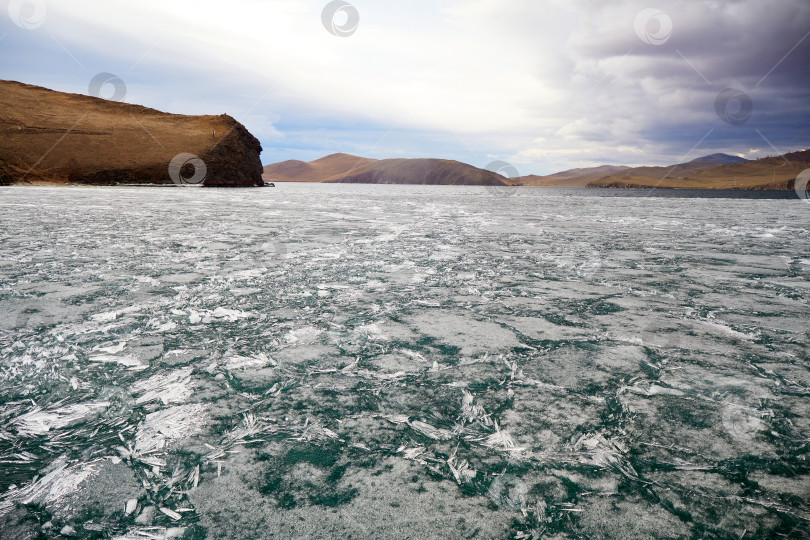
[0,80,263,187]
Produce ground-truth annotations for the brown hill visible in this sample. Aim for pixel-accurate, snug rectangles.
[263,155,511,186]
[262,153,376,182]
[265,150,809,190]
[690,153,749,165]
[0,80,263,186]
[324,158,511,185]
[516,165,631,187]
[589,150,810,190]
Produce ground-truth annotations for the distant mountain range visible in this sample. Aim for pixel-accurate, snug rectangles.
[0,79,800,191]
[264,151,809,191]
[690,153,750,165]
[586,150,808,190]
[263,154,510,186]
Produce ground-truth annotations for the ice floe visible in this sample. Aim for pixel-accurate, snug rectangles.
[134,404,208,454]
[130,367,194,406]
[12,402,110,437]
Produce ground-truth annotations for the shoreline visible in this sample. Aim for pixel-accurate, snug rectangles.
[3,181,801,199]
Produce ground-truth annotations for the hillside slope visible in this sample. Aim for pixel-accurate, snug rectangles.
[323,158,511,186]
[516,165,631,187]
[690,153,750,165]
[0,80,263,186]
[589,150,810,190]
[264,155,511,186]
[262,153,376,182]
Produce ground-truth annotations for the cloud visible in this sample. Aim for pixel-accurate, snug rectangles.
[2,0,808,173]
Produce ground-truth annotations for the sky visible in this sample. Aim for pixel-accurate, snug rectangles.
[1,0,809,175]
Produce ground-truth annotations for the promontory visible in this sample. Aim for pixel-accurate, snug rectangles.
[0,80,263,187]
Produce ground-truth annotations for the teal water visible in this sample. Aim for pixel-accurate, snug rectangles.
[1,184,808,538]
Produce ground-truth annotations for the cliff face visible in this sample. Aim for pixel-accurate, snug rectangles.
[0,80,263,187]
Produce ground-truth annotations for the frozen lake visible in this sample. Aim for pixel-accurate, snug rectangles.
[1,184,809,538]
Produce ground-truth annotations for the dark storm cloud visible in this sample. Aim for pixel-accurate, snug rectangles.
[563,0,810,159]
[4,0,807,172]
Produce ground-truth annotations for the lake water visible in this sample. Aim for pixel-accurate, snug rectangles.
[1,184,809,538]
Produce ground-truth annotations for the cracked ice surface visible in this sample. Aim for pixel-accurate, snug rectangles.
[0,184,809,539]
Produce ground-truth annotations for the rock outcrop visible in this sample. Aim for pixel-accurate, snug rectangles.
[0,80,263,187]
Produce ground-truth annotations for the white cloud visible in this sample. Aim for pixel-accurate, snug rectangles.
[8,0,809,173]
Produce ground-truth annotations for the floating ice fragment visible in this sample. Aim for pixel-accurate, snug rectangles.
[625,383,685,397]
[0,456,103,514]
[399,349,427,363]
[92,311,119,323]
[359,323,388,341]
[409,420,454,441]
[13,402,110,436]
[125,498,137,515]
[91,306,143,323]
[211,307,248,321]
[131,367,194,406]
[572,433,638,479]
[283,326,322,344]
[134,505,156,525]
[298,422,340,443]
[89,354,148,371]
[447,451,476,485]
[159,506,182,520]
[134,404,208,455]
[224,353,276,371]
[460,391,491,426]
[482,427,521,452]
[113,527,188,540]
[703,314,760,341]
[137,456,167,468]
[399,446,426,461]
[95,342,127,354]
[154,321,177,332]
